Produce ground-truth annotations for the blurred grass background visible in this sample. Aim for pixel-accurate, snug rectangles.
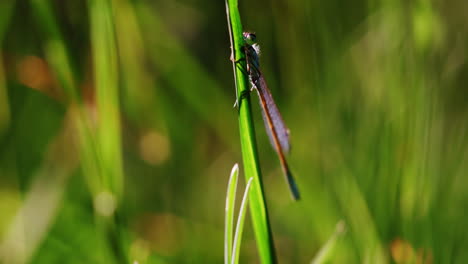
[0,0,467,263]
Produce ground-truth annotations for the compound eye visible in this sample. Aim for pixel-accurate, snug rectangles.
[243,32,257,44]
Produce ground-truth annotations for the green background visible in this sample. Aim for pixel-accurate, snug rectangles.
[0,0,467,263]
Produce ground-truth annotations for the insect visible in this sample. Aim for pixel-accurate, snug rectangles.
[238,31,300,200]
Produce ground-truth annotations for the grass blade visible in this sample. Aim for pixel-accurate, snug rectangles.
[89,0,123,199]
[0,0,14,135]
[225,0,276,262]
[225,163,240,264]
[231,177,254,264]
[311,221,347,264]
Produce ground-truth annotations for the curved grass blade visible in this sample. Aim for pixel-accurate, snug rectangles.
[231,177,254,264]
[225,164,240,264]
[311,221,347,264]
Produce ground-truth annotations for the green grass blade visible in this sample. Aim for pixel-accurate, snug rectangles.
[29,1,102,199]
[30,0,79,101]
[311,221,347,264]
[231,177,254,264]
[225,163,240,264]
[89,0,123,199]
[0,0,14,135]
[225,0,276,263]
[88,1,126,262]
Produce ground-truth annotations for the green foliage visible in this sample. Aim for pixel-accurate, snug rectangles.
[0,0,467,263]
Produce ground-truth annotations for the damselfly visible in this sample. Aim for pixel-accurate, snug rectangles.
[239,32,300,200]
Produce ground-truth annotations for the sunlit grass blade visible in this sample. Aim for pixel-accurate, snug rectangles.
[0,121,78,264]
[225,163,240,264]
[89,0,123,200]
[88,0,126,262]
[225,0,276,262]
[311,221,347,264]
[231,177,253,264]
